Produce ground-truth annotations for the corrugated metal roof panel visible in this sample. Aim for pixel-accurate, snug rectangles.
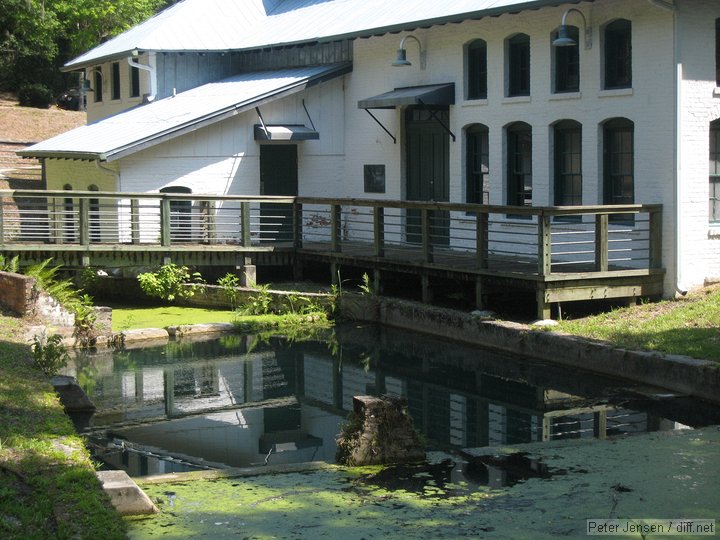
[65,0,575,69]
[19,63,351,161]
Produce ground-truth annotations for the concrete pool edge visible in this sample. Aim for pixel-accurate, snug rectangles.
[338,295,720,405]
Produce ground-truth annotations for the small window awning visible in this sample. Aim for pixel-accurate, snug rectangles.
[357,83,455,109]
[254,124,319,141]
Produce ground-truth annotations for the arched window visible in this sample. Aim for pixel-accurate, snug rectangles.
[602,118,634,206]
[465,124,489,204]
[160,186,193,242]
[552,26,579,93]
[93,68,103,103]
[604,20,632,89]
[553,120,582,210]
[507,34,530,97]
[506,122,532,207]
[710,119,720,224]
[466,39,487,100]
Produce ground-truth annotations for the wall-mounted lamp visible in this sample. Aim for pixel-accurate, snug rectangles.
[552,8,592,49]
[392,34,426,69]
[81,67,103,92]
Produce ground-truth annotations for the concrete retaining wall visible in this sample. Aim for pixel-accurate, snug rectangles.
[338,295,720,405]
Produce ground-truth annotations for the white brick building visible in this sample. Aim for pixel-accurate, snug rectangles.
[19,0,720,296]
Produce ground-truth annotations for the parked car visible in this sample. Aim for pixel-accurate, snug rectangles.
[56,88,81,111]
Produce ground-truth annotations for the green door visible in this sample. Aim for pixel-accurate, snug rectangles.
[260,145,298,242]
[405,107,450,245]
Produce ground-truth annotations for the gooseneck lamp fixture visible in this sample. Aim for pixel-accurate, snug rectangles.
[392,34,426,69]
[552,8,592,49]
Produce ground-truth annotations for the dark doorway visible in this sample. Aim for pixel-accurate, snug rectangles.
[260,145,298,242]
[405,107,450,245]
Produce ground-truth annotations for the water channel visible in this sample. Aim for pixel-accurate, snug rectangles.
[65,324,720,478]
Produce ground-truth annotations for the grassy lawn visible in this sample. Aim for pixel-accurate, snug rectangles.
[556,285,720,362]
[0,313,126,539]
[112,305,238,331]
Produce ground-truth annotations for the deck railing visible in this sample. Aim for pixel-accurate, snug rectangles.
[0,190,662,277]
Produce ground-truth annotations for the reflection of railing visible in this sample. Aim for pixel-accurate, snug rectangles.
[0,189,662,276]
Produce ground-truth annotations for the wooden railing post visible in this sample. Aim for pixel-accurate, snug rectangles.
[537,214,551,276]
[422,208,433,263]
[373,206,385,258]
[649,207,662,269]
[293,201,303,249]
[476,211,488,269]
[595,214,609,271]
[160,198,171,247]
[203,201,217,244]
[131,199,140,244]
[79,197,90,246]
[331,204,342,252]
[241,202,251,247]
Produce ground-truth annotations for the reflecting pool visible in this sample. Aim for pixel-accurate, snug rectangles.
[65,324,720,477]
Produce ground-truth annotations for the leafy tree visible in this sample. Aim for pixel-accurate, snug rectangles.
[0,0,172,93]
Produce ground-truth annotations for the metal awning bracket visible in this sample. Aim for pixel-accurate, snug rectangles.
[363,109,396,144]
[419,99,456,142]
[302,99,316,131]
[255,107,269,139]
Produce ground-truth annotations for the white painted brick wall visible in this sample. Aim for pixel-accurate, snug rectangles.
[46,0,720,293]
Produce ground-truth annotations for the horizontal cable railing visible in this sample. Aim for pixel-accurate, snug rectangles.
[0,190,662,277]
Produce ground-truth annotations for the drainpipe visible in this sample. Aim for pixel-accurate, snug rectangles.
[95,160,120,190]
[127,51,157,103]
[647,0,675,11]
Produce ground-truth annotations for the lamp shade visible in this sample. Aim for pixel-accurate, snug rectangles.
[392,48,412,67]
[553,25,577,47]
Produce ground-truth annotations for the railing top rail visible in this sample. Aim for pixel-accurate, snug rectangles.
[0,190,661,216]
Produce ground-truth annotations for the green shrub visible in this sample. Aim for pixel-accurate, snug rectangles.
[18,83,54,109]
[31,333,69,376]
[217,272,240,309]
[137,263,203,302]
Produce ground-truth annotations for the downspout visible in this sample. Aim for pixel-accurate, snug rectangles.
[127,51,157,103]
[95,160,120,190]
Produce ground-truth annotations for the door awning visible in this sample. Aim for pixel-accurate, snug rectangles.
[357,83,455,109]
[254,124,319,141]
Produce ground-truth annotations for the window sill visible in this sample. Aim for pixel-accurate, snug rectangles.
[714,88,720,98]
[709,226,720,238]
[461,99,488,107]
[549,92,581,101]
[502,95,531,105]
[598,87,633,98]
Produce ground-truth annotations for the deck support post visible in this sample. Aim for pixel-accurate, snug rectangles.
[373,207,385,258]
[536,288,551,320]
[160,198,171,247]
[131,199,140,245]
[476,212,488,269]
[595,214,609,271]
[649,208,662,268]
[475,277,484,309]
[241,202,251,247]
[293,202,303,249]
[79,198,90,247]
[421,274,432,303]
[373,269,382,295]
[593,410,607,440]
[237,255,255,287]
[421,209,433,263]
[202,201,216,244]
[331,204,342,252]
[537,214,551,276]
[330,262,339,285]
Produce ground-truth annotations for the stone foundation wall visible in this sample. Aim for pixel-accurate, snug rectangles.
[0,271,36,316]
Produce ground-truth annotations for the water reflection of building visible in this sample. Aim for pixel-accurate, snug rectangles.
[71,327,695,476]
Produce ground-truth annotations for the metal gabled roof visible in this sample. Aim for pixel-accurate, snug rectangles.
[19,63,351,162]
[65,0,581,70]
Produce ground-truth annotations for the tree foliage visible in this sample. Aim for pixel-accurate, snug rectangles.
[0,0,173,93]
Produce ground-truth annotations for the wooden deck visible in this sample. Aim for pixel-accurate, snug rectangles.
[0,190,665,318]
